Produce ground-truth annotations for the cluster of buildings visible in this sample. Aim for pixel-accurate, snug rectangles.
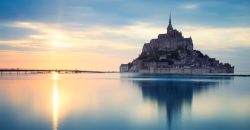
[120,14,234,74]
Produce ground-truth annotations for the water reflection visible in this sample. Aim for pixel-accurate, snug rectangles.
[123,74,233,129]
[52,72,59,130]
[2,73,249,130]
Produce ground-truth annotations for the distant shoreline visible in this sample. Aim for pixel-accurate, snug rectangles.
[0,69,250,77]
[0,69,111,74]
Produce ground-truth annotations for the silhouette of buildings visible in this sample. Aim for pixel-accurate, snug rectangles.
[120,13,234,73]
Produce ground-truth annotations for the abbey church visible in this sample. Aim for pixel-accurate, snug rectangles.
[120,14,234,73]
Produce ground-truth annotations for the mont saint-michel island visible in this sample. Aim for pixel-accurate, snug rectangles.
[120,15,234,74]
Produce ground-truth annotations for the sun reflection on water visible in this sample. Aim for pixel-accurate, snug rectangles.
[52,72,59,130]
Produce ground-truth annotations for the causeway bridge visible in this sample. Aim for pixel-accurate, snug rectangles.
[0,69,105,74]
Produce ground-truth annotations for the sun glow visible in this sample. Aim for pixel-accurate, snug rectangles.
[50,40,71,48]
[49,33,71,48]
[51,41,65,47]
[52,72,60,80]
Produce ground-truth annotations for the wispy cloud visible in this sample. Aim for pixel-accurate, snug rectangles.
[179,4,199,10]
[178,25,250,50]
[0,21,164,54]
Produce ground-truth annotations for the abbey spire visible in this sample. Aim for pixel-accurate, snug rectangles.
[167,11,173,32]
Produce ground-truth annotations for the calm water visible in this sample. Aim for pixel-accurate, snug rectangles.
[0,73,250,130]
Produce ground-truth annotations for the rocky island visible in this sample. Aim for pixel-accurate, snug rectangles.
[120,14,234,74]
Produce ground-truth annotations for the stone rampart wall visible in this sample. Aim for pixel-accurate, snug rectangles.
[137,67,233,74]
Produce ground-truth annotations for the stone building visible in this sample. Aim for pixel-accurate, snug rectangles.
[120,13,234,74]
[120,64,129,72]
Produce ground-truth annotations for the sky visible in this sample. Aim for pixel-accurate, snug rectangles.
[0,0,250,72]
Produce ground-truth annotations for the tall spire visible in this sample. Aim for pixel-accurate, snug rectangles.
[169,11,171,25]
[167,11,173,33]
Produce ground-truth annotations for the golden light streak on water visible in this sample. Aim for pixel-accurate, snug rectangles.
[52,72,59,130]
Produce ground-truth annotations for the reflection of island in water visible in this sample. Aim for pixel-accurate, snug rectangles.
[125,74,233,129]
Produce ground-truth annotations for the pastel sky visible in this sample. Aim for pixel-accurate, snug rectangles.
[0,0,250,72]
